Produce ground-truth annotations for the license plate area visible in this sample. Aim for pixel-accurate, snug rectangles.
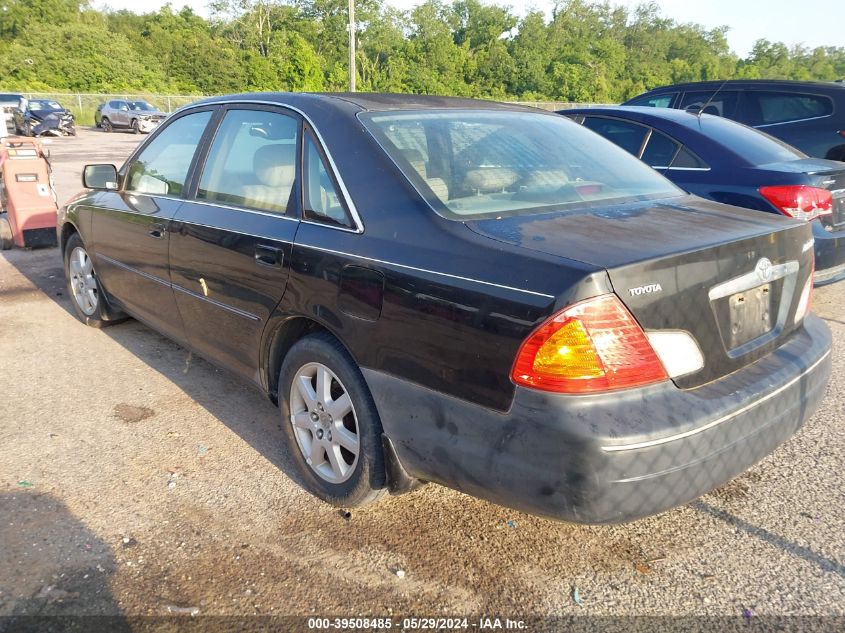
[728,283,772,348]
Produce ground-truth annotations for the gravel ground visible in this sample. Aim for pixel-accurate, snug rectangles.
[1,128,844,630]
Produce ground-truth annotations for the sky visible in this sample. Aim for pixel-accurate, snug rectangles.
[95,0,845,58]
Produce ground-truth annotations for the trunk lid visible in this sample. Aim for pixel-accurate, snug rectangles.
[467,195,814,389]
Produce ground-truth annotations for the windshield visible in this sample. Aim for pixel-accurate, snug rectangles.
[697,115,805,165]
[130,101,156,111]
[361,110,682,220]
[30,100,63,111]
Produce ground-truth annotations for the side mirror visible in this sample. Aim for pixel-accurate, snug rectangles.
[83,164,118,190]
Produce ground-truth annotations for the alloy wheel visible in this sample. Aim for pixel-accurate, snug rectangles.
[289,362,360,484]
[68,246,98,316]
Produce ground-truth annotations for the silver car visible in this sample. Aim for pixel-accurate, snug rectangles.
[98,100,166,134]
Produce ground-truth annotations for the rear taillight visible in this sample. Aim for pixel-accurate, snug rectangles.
[759,185,833,222]
[511,294,668,394]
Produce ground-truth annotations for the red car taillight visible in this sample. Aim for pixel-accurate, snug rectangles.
[759,185,833,222]
[511,294,668,394]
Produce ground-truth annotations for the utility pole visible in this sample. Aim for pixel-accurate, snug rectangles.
[348,0,356,92]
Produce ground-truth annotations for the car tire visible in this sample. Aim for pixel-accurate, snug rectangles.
[0,215,13,250]
[64,233,125,328]
[279,332,387,507]
[101,118,112,133]
[130,119,140,135]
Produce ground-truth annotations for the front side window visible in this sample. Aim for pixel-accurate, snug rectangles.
[303,134,352,228]
[197,109,298,214]
[679,90,740,117]
[626,93,676,108]
[126,110,212,196]
[362,110,682,220]
[745,92,833,126]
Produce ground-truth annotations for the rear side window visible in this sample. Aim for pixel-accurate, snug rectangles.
[670,147,708,169]
[744,92,833,126]
[198,109,299,214]
[303,134,352,228]
[640,130,680,167]
[126,110,211,196]
[679,90,740,117]
[626,93,676,108]
[582,117,647,156]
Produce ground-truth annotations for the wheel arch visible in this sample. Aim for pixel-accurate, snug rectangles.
[59,221,80,256]
[824,144,845,162]
[263,313,423,494]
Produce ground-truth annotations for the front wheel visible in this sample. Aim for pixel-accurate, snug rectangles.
[279,332,387,507]
[130,119,140,134]
[64,233,124,328]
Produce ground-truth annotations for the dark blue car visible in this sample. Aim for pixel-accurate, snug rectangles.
[562,106,845,285]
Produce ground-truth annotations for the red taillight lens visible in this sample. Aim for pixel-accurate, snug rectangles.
[759,185,833,221]
[511,294,668,393]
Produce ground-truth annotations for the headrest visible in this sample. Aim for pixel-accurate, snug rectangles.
[464,167,519,193]
[254,144,296,188]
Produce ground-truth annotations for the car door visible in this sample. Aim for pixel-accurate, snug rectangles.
[167,105,300,379]
[90,108,215,342]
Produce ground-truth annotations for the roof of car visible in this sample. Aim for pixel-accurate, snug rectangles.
[634,79,845,93]
[193,92,543,114]
[563,105,725,128]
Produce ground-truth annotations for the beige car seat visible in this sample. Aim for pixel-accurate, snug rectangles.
[401,149,449,201]
[240,143,296,212]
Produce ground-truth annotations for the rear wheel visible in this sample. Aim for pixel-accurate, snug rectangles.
[0,215,12,250]
[279,332,387,507]
[64,233,124,328]
[101,117,113,133]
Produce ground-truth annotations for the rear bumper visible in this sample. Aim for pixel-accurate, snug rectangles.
[366,314,831,524]
[813,222,845,285]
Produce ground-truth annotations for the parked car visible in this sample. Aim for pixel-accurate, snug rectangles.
[94,102,105,127]
[58,93,830,524]
[562,106,845,285]
[0,93,24,124]
[13,99,75,136]
[623,80,845,161]
[98,99,166,134]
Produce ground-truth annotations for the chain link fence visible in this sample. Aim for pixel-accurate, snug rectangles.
[21,93,204,126]
[16,92,607,126]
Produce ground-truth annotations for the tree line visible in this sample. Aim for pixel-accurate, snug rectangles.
[0,0,843,102]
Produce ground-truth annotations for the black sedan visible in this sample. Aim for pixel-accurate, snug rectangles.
[563,106,845,285]
[14,99,76,136]
[58,93,831,524]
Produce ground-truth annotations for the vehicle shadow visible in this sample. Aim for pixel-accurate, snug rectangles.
[691,500,845,579]
[0,491,131,632]
[4,248,310,493]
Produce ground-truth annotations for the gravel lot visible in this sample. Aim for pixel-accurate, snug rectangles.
[1,128,844,629]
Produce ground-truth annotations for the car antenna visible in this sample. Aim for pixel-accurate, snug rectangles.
[694,78,730,119]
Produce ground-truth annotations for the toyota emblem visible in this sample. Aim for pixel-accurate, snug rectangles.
[755,257,773,282]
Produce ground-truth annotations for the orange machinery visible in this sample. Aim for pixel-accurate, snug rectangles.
[0,137,59,249]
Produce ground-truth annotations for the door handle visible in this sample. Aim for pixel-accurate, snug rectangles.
[255,244,284,268]
[149,222,167,239]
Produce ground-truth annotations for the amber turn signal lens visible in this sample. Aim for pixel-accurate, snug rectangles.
[511,294,668,393]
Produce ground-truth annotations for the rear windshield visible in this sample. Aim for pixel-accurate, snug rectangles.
[30,100,63,111]
[360,110,682,220]
[696,115,805,166]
